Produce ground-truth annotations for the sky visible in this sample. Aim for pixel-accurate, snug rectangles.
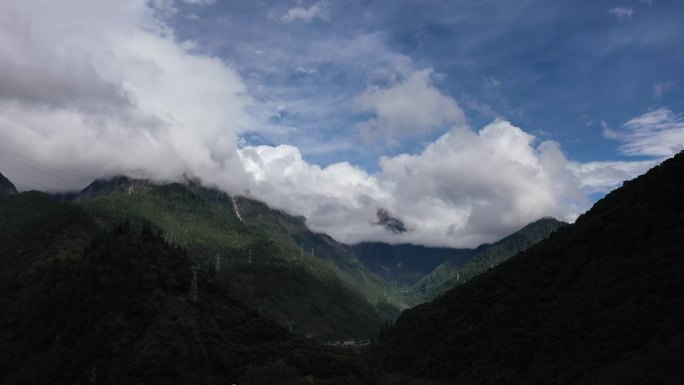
[0,0,683,247]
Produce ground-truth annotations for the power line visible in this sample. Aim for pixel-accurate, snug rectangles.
[0,133,92,179]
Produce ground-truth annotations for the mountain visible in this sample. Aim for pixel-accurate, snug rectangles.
[0,196,382,384]
[0,172,18,196]
[377,152,684,384]
[75,175,153,201]
[346,242,476,285]
[414,217,566,300]
[74,178,399,339]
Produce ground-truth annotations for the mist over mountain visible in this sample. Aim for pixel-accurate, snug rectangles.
[4,1,676,250]
[377,152,684,384]
[2,0,683,383]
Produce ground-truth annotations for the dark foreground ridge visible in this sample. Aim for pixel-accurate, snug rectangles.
[377,151,684,384]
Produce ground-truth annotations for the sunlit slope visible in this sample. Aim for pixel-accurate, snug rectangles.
[78,180,399,338]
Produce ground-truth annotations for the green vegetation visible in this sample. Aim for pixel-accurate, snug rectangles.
[0,221,377,384]
[76,179,399,339]
[0,188,436,385]
[413,217,566,302]
[377,152,684,384]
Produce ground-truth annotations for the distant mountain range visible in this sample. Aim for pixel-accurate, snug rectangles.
[377,152,684,384]
[348,218,565,305]
[346,242,476,285]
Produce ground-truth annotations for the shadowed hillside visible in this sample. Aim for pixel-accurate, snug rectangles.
[413,217,566,302]
[377,152,684,384]
[0,214,379,383]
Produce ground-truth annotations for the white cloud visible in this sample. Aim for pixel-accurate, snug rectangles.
[239,120,601,248]
[607,7,634,19]
[181,0,215,4]
[568,160,659,193]
[0,0,253,193]
[281,1,330,23]
[150,0,178,16]
[0,0,667,249]
[466,97,499,118]
[606,108,684,157]
[355,69,466,144]
[653,81,677,98]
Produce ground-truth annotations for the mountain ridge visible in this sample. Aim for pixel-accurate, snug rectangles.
[413,217,566,300]
[0,172,18,196]
[377,152,684,384]
[70,176,401,338]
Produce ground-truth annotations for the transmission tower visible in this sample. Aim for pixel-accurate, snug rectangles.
[215,254,221,273]
[310,248,315,257]
[190,266,200,302]
[286,320,297,334]
[248,249,252,264]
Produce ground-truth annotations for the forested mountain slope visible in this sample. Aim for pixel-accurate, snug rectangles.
[377,152,684,384]
[74,178,399,338]
[0,208,379,384]
[414,217,565,301]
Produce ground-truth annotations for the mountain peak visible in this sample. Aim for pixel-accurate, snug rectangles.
[76,175,153,201]
[0,172,18,196]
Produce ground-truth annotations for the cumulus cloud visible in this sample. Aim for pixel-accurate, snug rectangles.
[238,120,597,247]
[355,69,466,144]
[0,0,253,193]
[0,0,668,248]
[281,1,330,23]
[605,108,684,157]
[607,7,634,19]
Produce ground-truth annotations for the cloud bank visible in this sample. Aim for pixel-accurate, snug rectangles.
[0,0,252,193]
[0,0,678,248]
[239,120,590,247]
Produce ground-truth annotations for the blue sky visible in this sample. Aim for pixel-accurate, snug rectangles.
[1,0,682,246]
[173,0,683,166]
